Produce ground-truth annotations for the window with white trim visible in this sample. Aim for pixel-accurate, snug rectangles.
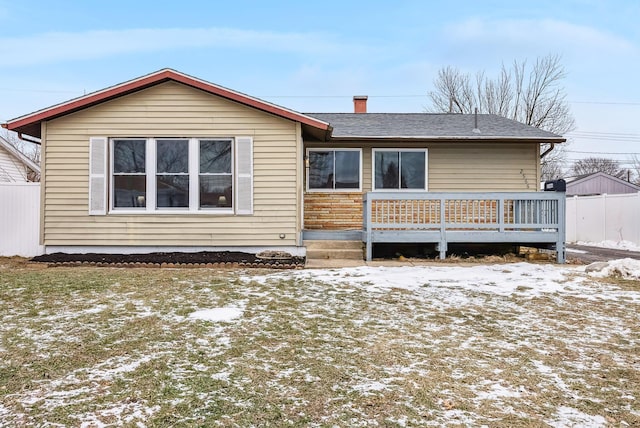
[102,137,251,214]
[373,149,428,190]
[156,139,190,208]
[113,139,147,208]
[307,148,361,191]
[199,139,233,208]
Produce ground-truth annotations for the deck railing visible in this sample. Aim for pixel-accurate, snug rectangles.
[363,192,566,262]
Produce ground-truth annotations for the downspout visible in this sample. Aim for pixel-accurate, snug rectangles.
[296,122,304,247]
[540,143,555,159]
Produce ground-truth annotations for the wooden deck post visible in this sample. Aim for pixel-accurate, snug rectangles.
[363,194,372,261]
[438,196,447,259]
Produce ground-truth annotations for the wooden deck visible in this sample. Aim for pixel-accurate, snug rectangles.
[363,191,566,262]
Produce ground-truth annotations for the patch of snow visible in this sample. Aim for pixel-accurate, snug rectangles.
[277,368,296,379]
[575,240,640,252]
[105,356,153,376]
[352,381,389,395]
[271,263,572,297]
[84,305,108,314]
[189,307,243,322]
[211,370,232,381]
[531,360,580,398]
[586,258,640,280]
[191,363,208,372]
[304,373,320,382]
[386,416,408,427]
[217,336,231,346]
[252,261,640,305]
[547,406,607,428]
[475,383,523,400]
[75,403,160,428]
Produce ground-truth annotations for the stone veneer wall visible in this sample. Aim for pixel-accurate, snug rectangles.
[304,192,363,230]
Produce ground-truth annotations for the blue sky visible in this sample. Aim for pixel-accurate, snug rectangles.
[1,0,639,170]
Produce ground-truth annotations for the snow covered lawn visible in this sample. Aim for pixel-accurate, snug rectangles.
[1,258,639,427]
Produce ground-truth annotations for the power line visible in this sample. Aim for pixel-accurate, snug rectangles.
[565,150,640,155]
[261,94,427,99]
[566,135,640,142]
[1,85,640,105]
[569,130,640,136]
[0,87,81,94]
[570,101,640,106]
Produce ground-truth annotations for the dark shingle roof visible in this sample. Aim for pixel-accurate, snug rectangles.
[304,113,564,140]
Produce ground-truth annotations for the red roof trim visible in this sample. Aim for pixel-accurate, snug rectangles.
[5,69,330,136]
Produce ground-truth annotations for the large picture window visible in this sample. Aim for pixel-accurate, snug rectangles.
[307,149,361,191]
[110,138,235,212]
[373,149,427,190]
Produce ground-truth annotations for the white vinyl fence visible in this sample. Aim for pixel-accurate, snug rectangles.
[0,183,44,257]
[566,192,640,246]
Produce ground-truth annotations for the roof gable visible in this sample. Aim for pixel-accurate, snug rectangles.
[0,136,40,175]
[567,171,640,191]
[3,69,330,138]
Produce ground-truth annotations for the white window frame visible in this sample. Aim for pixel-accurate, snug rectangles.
[306,148,362,192]
[372,148,428,191]
[155,138,191,211]
[197,138,234,211]
[109,137,235,214]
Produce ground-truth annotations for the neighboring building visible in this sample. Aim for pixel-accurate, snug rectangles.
[0,135,40,182]
[566,172,640,196]
[2,69,567,260]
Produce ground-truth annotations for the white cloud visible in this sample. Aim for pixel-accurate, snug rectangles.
[0,27,375,67]
[443,18,636,56]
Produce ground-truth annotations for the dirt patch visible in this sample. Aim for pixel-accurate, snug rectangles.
[31,251,305,269]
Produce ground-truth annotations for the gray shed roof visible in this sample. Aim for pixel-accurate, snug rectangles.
[304,113,565,140]
[565,171,640,196]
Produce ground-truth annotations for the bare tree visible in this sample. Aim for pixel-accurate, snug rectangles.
[427,54,575,181]
[571,157,627,180]
[630,155,640,185]
[541,153,565,181]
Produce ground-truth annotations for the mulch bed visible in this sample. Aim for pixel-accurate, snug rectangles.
[31,251,305,269]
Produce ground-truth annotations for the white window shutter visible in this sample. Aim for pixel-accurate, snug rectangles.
[89,137,108,215]
[235,136,253,215]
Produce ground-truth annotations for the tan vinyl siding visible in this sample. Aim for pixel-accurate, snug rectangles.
[43,81,300,247]
[428,143,539,191]
[361,142,539,192]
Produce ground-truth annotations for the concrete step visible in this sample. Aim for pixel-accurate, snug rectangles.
[303,240,363,250]
[306,248,364,260]
[305,258,365,268]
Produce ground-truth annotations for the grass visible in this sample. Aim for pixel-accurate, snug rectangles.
[0,257,639,427]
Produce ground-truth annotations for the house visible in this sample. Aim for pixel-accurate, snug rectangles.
[0,135,40,182]
[2,69,567,261]
[565,172,640,196]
